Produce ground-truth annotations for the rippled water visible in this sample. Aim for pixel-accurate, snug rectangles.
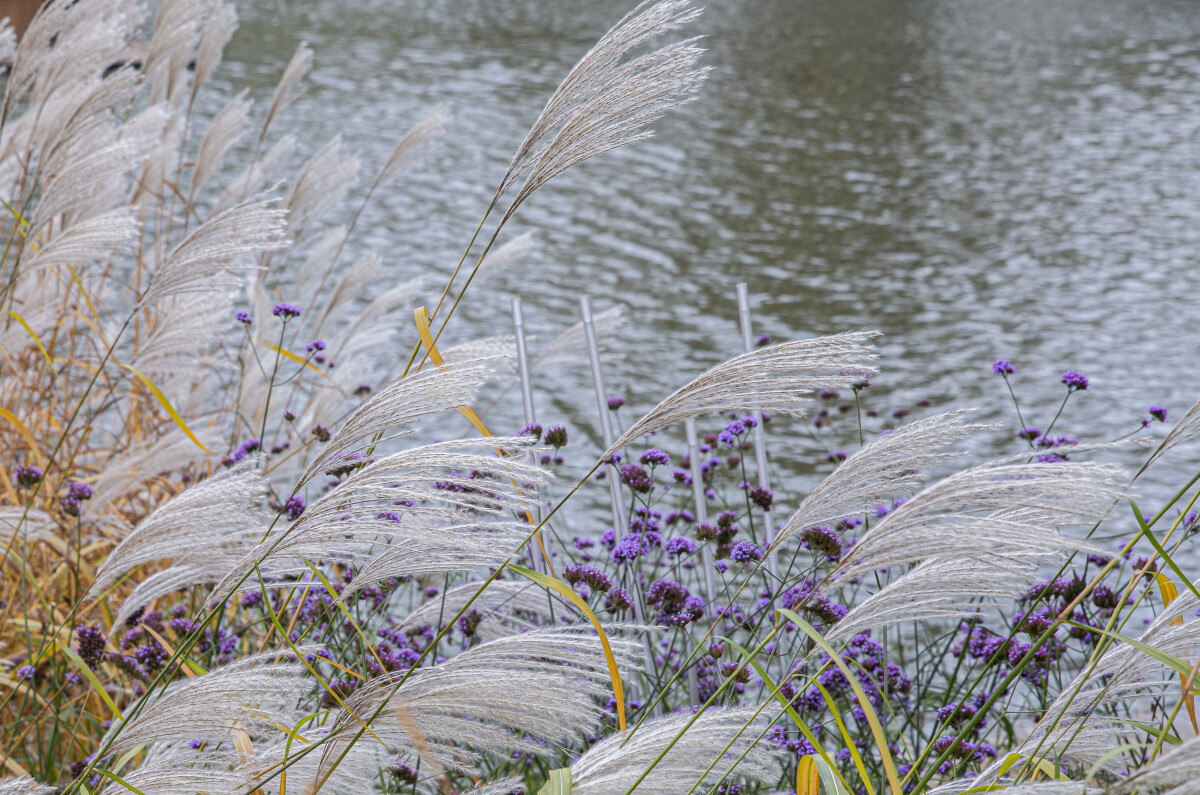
[215,0,1200,513]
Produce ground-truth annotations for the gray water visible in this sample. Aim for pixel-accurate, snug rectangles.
[217,0,1200,517]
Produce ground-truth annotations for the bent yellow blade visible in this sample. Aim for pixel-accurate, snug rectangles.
[120,362,210,453]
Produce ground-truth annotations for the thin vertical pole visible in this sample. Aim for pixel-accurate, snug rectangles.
[685,418,717,608]
[580,297,629,543]
[736,283,779,581]
[581,297,656,701]
[511,297,546,573]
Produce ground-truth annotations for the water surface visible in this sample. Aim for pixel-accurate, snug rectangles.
[216,0,1200,518]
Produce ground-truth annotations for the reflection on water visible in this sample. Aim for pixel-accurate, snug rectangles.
[214,0,1200,513]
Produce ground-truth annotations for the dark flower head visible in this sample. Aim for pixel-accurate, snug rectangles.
[607,395,625,410]
[13,464,42,489]
[619,464,653,493]
[1017,426,1041,441]
[825,450,847,464]
[562,564,614,593]
[272,302,302,320]
[283,410,296,422]
[748,486,773,511]
[729,541,763,564]
[311,424,331,443]
[66,481,94,501]
[1061,370,1089,391]
[991,359,1015,376]
[305,339,326,354]
[1147,405,1168,422]
[353,384,372,397]
[754,333,771,347]
[544,425,568,448]
[605,587,633,612]
[75,622,106,670]
[235,310,253,326]
[284,495,306,521]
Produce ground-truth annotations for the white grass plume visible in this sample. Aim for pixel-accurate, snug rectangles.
[115,543,255,627]
[1115,733,1200,794]
[567,706,782,794]
[99,648,312,755]
[608,331,878,456]
[284,134,360,234]
[140,196,288,306]
[499,0,707,223]
[391,580,557,641]
[245,734,375,795]
[214,438,547,600]
[373,103,449,188]
[191,3,237,100]
[261,42,313,141]
[318,626,641,777]
[296,357,499,486]
[20,208,138,276]
[191,90,250,199]
[98,747,247,795]
[215,133,296,213]
[440,336,519,375]
[777,409,982,547]
[533,304,622,369]
[84,429,222,521]
[0,777,54,795]
[132,293,231,374]
[0,509,56,545]
[476,229,535,282]
[831,454,1127,581]
[87,463,268,602]
[1145,396,1200,472]
[826,556,1039,641]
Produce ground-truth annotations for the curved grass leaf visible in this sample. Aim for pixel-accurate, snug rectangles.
[509,563,626,731]
[119,363,210,453]
[538,768,572,795]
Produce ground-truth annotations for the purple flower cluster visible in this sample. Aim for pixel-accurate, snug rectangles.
[1060,369,1089,391]
[272,302,302,320]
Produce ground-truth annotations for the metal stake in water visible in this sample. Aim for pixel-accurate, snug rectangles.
[581,296,656,701]
[511,297,546,573]
[736,283,779,580]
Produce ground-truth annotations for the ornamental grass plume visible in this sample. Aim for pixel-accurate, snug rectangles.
[6,0,1200,793]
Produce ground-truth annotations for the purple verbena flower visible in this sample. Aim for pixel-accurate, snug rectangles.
[272,302,302,320]
[991,359,1014,376]
[1148,405,1168,422]
[235,311,253,326]
[639,448,669,467]
[13,464,42,489]
[1061,370,1089,391]
[607,395,625,410]
[306,339,326,354]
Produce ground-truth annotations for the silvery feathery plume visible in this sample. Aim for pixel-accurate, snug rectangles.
[215,134,296,213]
[296,357,498,486]
[132,293,232,374]
[98,649,312,755]
[84,429,222,520]
[825,555,1040,642]
[389,580,558,641]
[317,627,641,778]
[829,454,1127,581]
[87,462,268,601]
[214,438,547,600]
[244,734,375,795]
[0,510,56,545]
[0,777,53,795]
[190,90,251,200]
[19,207,138,276]
[4,0,139,119]
[294,225,348,289]
[190,3,237,103]
[1114,733,1200,795]
[259,42,313,143]
[34,66,139,179]
[533,305,623,369]
[1011,588,1200,771]
[1144,396,1200,473]
[283,134,360,235]
[98,748,248,795]
[331,276,427,361]
[143,0,218,104]
[115,539,257,627]
[440,336,520,375]
[563,707,782,794]
[607,331,878,456]
[497,0,708,225]
[929,782,1096,795]
[138,195,288,306]
[475,229,535,282]
[308,251,381,338]
[373,103,448,188]
[776,410,982,546]
[25,135,145,243]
